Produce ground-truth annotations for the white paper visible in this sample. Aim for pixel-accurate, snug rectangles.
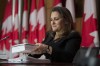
[11,43,36,53]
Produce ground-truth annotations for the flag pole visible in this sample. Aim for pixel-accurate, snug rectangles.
[18,0,22,43]
[12,0,15,24]
[10,0,16,59]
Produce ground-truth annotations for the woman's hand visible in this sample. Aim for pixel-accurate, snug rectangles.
[31,43,49,54]
[22,43,52,55]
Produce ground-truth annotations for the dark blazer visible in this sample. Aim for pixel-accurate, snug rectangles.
[29,31,81,63]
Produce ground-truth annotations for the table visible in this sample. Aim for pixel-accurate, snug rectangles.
[0,57,75,66]
[0,63,74,66]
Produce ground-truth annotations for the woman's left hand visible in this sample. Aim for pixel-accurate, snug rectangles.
[31,43,48,54]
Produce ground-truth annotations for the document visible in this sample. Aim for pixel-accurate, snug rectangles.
[8,43,50,63]
[11,43,37,53]
[8,55,50,63]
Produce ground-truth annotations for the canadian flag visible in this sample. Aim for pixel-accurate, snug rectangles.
[37,0,46,43]
[0,0,13,59]
[81,0,99,47]
[53,0,62,7]
[21,0,28,43]
[66,0,75,23]
[28,0,37,44]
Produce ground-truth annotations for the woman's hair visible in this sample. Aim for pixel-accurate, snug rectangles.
[49,6,74,39]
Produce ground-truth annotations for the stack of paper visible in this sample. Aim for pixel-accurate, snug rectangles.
[11,43,37,53]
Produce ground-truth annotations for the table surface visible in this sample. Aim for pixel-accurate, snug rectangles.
[0,57,75,66]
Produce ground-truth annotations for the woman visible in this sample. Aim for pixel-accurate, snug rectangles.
[28,7,81,63]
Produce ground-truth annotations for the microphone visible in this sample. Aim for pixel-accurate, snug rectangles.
[0,36,9,41]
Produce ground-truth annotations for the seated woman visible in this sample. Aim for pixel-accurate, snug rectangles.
[28,6,81,63]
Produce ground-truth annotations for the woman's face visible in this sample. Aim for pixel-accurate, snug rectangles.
[50,11,63,32]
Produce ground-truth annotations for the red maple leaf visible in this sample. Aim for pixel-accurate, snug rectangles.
[81,13,98,47]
